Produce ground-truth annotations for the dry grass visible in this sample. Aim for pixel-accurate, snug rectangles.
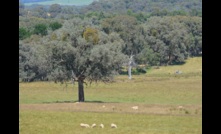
[147,57,202,77]
[20,103,201,116]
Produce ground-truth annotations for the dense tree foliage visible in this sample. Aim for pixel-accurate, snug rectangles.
[33,23,48,36]
[83,27,99,44]
[102,15,144,56]
[49,22,63,31]
[143,16,191,65]
[49,4,61,17]
[82,0,202,16]
[19,0,202,101]
[19,27,31,40]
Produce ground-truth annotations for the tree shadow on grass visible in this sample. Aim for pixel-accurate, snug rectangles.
[43,100,119,104]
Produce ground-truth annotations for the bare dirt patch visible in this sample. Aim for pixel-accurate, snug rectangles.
[19,102,201,116]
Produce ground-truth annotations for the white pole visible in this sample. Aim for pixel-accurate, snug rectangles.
[128,55,134,80]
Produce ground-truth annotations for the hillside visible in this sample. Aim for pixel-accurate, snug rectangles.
[82,0,202,15]
[22,0,94,6]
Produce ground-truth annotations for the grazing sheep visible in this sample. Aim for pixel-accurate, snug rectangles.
[175,70,182,74]
[132,106,138,110]
[91,123,96,128]
[111,123,117,128]
[178,106,184,109]
[80,123,90,128]
[100,124,104,128]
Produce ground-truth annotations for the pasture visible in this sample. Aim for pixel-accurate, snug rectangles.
[24,0,94,6]
[19,57,202,134]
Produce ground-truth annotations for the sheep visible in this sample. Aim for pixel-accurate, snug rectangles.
[100,124,104,128]
[91,123,96,128]
[80,123,90,128]
[132,106,138,110]
[178,106,184,109]
[175,70,182,74]
[111,123,117,128]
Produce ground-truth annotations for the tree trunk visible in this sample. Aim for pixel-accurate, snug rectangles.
[78,79,84,102]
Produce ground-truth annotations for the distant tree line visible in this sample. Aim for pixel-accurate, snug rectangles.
[19,0,202,82]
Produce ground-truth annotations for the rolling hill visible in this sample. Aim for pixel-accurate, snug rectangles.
[21,0,95,6]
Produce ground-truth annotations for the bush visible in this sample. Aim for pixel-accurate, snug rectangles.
[49,22,62,31]
[19,27,31,40]
[33,24,48,36]
[135,67,147,74]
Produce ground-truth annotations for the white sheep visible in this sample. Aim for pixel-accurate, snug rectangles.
[80,123,90,128]
[111,123,117,128]
[91,123,96,128]
[100,124,104,128]
[178,106,184,109]
[132,106,138,110]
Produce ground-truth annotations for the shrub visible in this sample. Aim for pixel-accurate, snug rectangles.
[19,27,31,40]
[49,22,62,31]
[33,24,48,36]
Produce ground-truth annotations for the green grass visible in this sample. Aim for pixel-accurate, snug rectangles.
[19,57,202,134]
[20,111,202,134]
[19,75,201,105]
[24,0,94,6]
[147,57,202,77]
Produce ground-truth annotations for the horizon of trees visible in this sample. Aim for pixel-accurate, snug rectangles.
[19,0,202,83]
[19,0,202,102]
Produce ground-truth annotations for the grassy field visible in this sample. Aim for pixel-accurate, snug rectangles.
[19,57,202,134]
[24,0,94,6]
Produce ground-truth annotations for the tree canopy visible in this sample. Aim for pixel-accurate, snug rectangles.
[19,0,202,101]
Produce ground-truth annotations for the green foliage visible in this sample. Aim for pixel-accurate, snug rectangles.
[102,15,144,56]
[19,27,31,40]
[32,5,48,18]
[135,47,160,66]
[135,66,147,74]
[19,43,52,82]
[49,4,62,18]
[33,23,48,36]
[170,10,187,16]
[49,22,62,31]
[83,0,201,16]
[142,16,201,65]
[19,0,202,83]
[83,27,99,44]
[174,16,202,56]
